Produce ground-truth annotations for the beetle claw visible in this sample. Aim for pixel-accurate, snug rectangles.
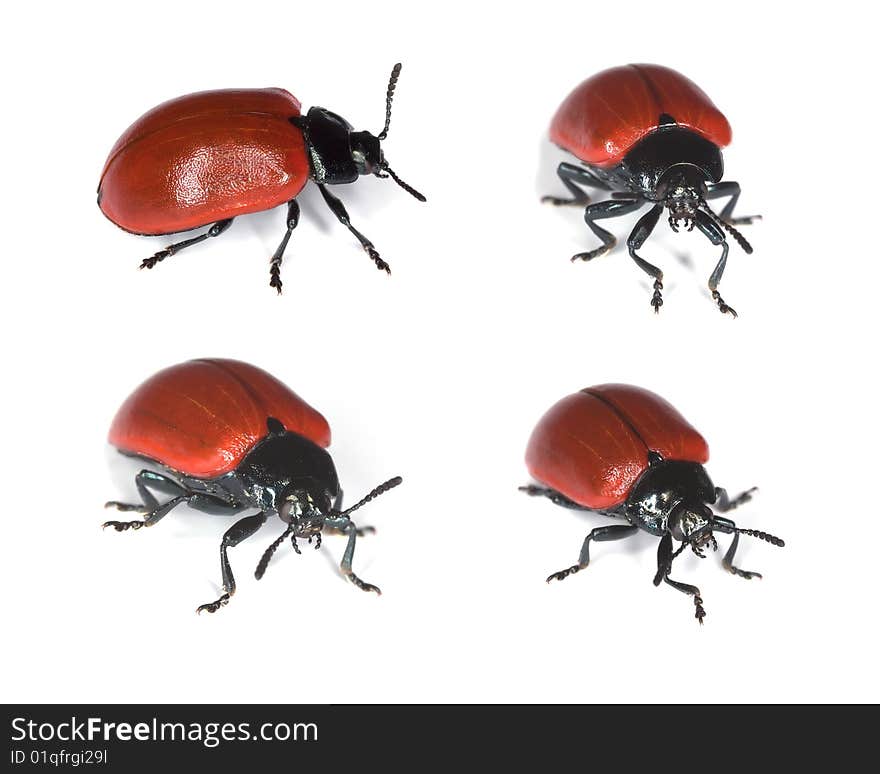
[346,571,381,595]
[102,519,144,531]
[140,250,169,270]
[546,563,585,583]
[196,593,230,615]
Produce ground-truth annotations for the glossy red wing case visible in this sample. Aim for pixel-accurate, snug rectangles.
[98,89,310,235]
[109,359,331,478]
[549,64,732,167]
[525,384,709,509]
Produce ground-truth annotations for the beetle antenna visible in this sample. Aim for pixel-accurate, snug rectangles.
[378,63,402,140]
[736,527,785,547]
[255,523,295,580]
[699,196,753,254]
[380,163,427,202]
[671,540,690,560]
[334,476,403,519]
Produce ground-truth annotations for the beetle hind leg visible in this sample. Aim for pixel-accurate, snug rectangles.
[140,219,234,270]
[103,470,191,530]
[542,162,611,206]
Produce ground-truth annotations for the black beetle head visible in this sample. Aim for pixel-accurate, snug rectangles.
[660,167,706,232]
[278,488,330,539]
[350,130,384,176]
[670,502,717,557]
[301,64,425,202]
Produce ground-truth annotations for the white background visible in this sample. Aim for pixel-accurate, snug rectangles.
[2,0,878,703]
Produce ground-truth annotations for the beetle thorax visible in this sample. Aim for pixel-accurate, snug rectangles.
[625,459,715,537]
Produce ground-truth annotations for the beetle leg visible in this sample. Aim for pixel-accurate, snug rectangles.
[542,162,611,206]
[546,524,639,582]
[518,484,593,511]
[105,469,186,513]
[626,204,665,313]
[714,486,758,513]
[704,181,761,225]
[655,533,706,624]
[324,517,381,595]
[197,511,268,614]
[102,494,188,531]
[140,219,234,270]
[573,198,644,262]
[719,529,763,581]
[269,200,300,294]
[694,210,737,317]
[317,184,390,274]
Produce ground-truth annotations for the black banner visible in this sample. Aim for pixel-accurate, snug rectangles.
[2,705,865,768]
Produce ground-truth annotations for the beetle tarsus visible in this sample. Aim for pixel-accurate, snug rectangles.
[712,290,738,318]
[728,564,762,580]
[694,595,706,624]
[546,563,585,583]
[651,279,664,313]
[197,593,230,614]
[346,571,381,595]
[102,519,145,531]
[269,263,283,294]
[571,243,614,263]
[542,194,590,207]
[367,246,391,274]
[140,250,169,270]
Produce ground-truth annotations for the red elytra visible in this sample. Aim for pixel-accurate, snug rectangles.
[525,384,709,509]
[108,359,330,478]
[549,64,732,167]
[98,89,309,235]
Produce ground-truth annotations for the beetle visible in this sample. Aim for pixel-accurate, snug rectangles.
[520,384,783,623]
[544,64,758,315]
[103,358,401,613]
[98,64,425,293]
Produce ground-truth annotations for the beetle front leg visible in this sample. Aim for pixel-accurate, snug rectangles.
[268,200,300,294]
[573,198,644,263]
[694,209,737,317]
[654,533,706,623]
[140,219,234,270]
[704,181,760,225]
[542,162,611,206]
[626,204,665,313]
[317,184,389,274]
[547,524,639,582]
[197,511,268,614]
[712,516,765,580]
[325,516,381,594]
